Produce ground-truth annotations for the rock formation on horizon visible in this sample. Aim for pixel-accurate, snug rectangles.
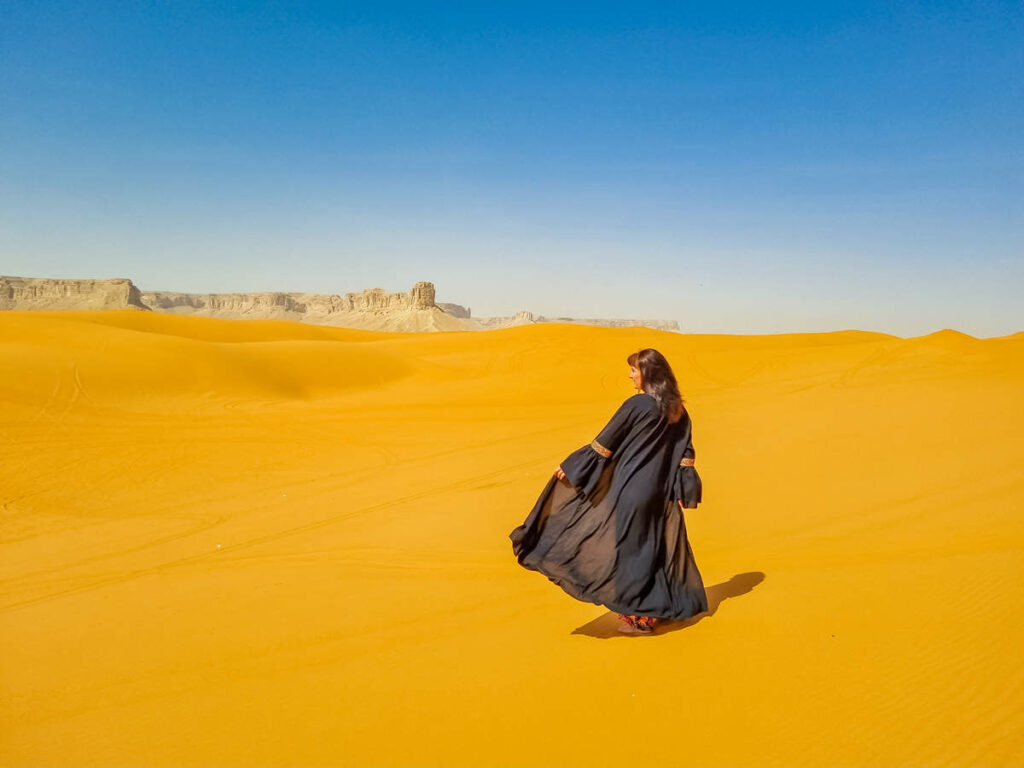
[137,280,466,331]
[141,280,434,314]
[1,275,680,332]
[0,276,148,311]
[472,310,679,331]
[436,302,471,318]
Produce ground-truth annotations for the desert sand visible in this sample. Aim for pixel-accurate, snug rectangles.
[1,310,1021,767]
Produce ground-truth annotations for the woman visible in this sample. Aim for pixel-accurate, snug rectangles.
[509,348,707,635]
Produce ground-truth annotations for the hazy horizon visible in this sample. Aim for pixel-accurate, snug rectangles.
[2,2,1021,337]
[1,269,1019,339]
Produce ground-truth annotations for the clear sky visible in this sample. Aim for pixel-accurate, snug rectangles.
[2,1,1021,336]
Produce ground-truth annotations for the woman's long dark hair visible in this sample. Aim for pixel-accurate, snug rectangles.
[627,348,685,423]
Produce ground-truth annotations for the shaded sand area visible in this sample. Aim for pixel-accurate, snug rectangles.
[1,310,1022,767]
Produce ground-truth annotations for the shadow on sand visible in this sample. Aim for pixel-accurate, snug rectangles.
[570,571,766,639]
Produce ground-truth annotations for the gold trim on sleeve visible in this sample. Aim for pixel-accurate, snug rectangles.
[590,439,612,458]
[680,457,695,467]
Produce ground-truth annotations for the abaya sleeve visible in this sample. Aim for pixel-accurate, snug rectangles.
[558,397,638,498]
[671,446,703,509]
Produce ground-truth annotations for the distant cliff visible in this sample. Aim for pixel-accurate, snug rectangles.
[436,302,471,318]
[140,281,438,317]
[471,310,680,331]
[137,281,472,331]
[1,275,680,332]
[0,276,148,311]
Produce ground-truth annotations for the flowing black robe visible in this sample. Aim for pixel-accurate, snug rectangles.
[509,393,708,620]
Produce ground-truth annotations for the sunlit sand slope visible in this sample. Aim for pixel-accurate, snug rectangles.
[1,310,1021,767]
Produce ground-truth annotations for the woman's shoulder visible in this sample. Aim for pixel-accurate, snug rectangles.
[623,394,689,423]
[627,392,658,409]
[627,393,666,419]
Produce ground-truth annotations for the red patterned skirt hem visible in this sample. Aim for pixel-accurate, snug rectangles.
[617,613,658,630]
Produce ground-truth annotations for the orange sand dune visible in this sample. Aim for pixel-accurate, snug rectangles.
[1,310,1021,767]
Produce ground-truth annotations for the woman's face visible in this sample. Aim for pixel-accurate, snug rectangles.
[629,364,643,391]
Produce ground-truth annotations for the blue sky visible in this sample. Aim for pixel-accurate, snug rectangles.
[1,1,1021,336]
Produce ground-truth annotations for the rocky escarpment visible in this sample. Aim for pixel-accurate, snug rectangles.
[1,275,681,332]
[138,281,468,331]
[471,311,679,331]
[140,280,437,316]
[0,276,461,331]
[436,302,471,319]
[0,276,148,311]
[141,290,311,313]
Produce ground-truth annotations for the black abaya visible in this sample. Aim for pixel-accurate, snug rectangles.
[509,393,708,620]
